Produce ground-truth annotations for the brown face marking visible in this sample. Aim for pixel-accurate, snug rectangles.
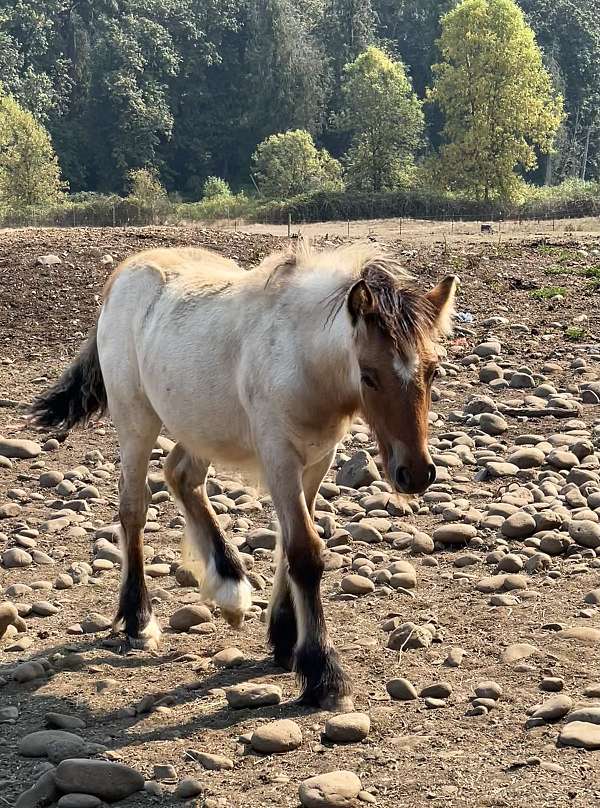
[347,262,453,495]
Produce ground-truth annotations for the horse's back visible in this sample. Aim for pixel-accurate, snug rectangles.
[103,246,245,303]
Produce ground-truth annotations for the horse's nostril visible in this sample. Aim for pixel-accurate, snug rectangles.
[427,464,437,486]
[395,466,411,491]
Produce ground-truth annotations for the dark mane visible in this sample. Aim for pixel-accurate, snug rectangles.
[360,260,437,354]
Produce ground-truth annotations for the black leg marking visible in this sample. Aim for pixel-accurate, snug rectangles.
[268,588,297,670]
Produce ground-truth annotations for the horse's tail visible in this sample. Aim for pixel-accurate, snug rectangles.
[28,325,107,432]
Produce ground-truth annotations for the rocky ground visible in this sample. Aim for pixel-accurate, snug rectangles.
[2,225,600,808]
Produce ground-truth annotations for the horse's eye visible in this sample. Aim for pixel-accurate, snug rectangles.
[361,371,378,390]
[433,367,442,379]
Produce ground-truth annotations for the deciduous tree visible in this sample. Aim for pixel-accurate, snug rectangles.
[337,46,424,192]
[429,0,564,200]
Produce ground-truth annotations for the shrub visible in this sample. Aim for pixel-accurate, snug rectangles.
[202,176,232,200]
[252,130,343,198]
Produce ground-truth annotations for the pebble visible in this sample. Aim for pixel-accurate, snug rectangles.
[19,730,85,757]
[299,771,362,808]
[55,759,144,801]
[324,712,370,743]
[46,712,86,730]
[432,524,477,546]
[0,600,18,638]
[250,719,303,753]
[475,681,502,700]
[479,413,508,435]
[80,613,112,633]
[336,451,380,488]
[540,677,564,692]
[530,695,573,723]
[340,575,375,595]
[192,751,234,770]
[386,678,418,700]
[420,682,452,699]
[502,643,539,663]
[57,795,102,808]
[175,778,203,799]
[169,604,212,631]
[0,438,42,458]
[559,721,600,750]
[2,548,33,568]
[212,647,245,668]
[225,683,282,709]
[15,771,58,808]
[387,622,432,650]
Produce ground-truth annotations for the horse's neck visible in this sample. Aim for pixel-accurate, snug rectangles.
[283,271,361,409]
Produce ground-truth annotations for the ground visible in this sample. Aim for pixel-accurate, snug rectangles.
[1,223,600,808]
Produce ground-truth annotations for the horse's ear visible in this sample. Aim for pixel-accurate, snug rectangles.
[348,280,376,322]
[426,274,459,336]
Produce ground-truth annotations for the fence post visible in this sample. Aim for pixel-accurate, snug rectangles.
[399,218,402,236]
[288,213,291,238]
[112,205,116,227]
[347,219,350,238]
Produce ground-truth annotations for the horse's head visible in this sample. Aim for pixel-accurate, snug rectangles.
[348,263,458,495]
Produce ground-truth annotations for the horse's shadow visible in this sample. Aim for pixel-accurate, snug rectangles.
[1,631,319,756]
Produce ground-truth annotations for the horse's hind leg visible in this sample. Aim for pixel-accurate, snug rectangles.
[164,444,252,628]
[112,403,162,649]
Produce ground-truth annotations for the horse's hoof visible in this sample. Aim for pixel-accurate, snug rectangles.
[320,693,355,713]
[221,608,245,630]
[127,634,160,651]
[127,615,162,650]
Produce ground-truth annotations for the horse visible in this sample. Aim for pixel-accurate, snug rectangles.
[29,242,457,711]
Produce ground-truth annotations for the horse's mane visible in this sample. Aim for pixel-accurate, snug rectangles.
[263,242,436,353]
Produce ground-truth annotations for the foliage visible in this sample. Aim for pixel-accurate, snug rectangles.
[202,176,232,199]
[565,326,586,341]
[128,169,167,206]
[252,130,343,198]
[429,0,564,201]
[519,0,600,182]
[0,92,65,209]
[529,286,566,299]
[336,47,424,192]
[1,0,599,197]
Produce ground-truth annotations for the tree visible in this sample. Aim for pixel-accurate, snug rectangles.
[128,168,166,205]
[243,0,329,141]
[202,176,232,199]
[0,92,65,209]
[252,129,343,197]
[337,46,424,192]
[429,0,564,201]
[519,0,600,182]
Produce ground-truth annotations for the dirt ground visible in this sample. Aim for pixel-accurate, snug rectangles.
[1,223,600,808]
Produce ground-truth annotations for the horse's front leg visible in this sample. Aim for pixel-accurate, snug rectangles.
[267,450,336,672]
[263,448,353,711]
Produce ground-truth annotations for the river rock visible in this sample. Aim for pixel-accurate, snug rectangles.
[324,712,370,743]
[299,771,362,808]
[55,759,144,801]
[336,451,380,488]
[250,719,302,753]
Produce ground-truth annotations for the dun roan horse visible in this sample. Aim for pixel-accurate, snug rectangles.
[30,243,457,710]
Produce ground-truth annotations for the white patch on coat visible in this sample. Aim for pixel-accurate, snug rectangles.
[393,352,419,384]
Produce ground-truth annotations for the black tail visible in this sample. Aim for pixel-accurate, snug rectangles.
[28,326,107,431]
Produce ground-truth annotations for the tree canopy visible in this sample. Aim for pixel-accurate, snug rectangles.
[0,0,597,199]
[429,0,564,201]
[0,91,65,209]
[337,47,424,192]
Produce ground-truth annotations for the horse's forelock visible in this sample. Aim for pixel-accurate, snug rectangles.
[360,261,437,356]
